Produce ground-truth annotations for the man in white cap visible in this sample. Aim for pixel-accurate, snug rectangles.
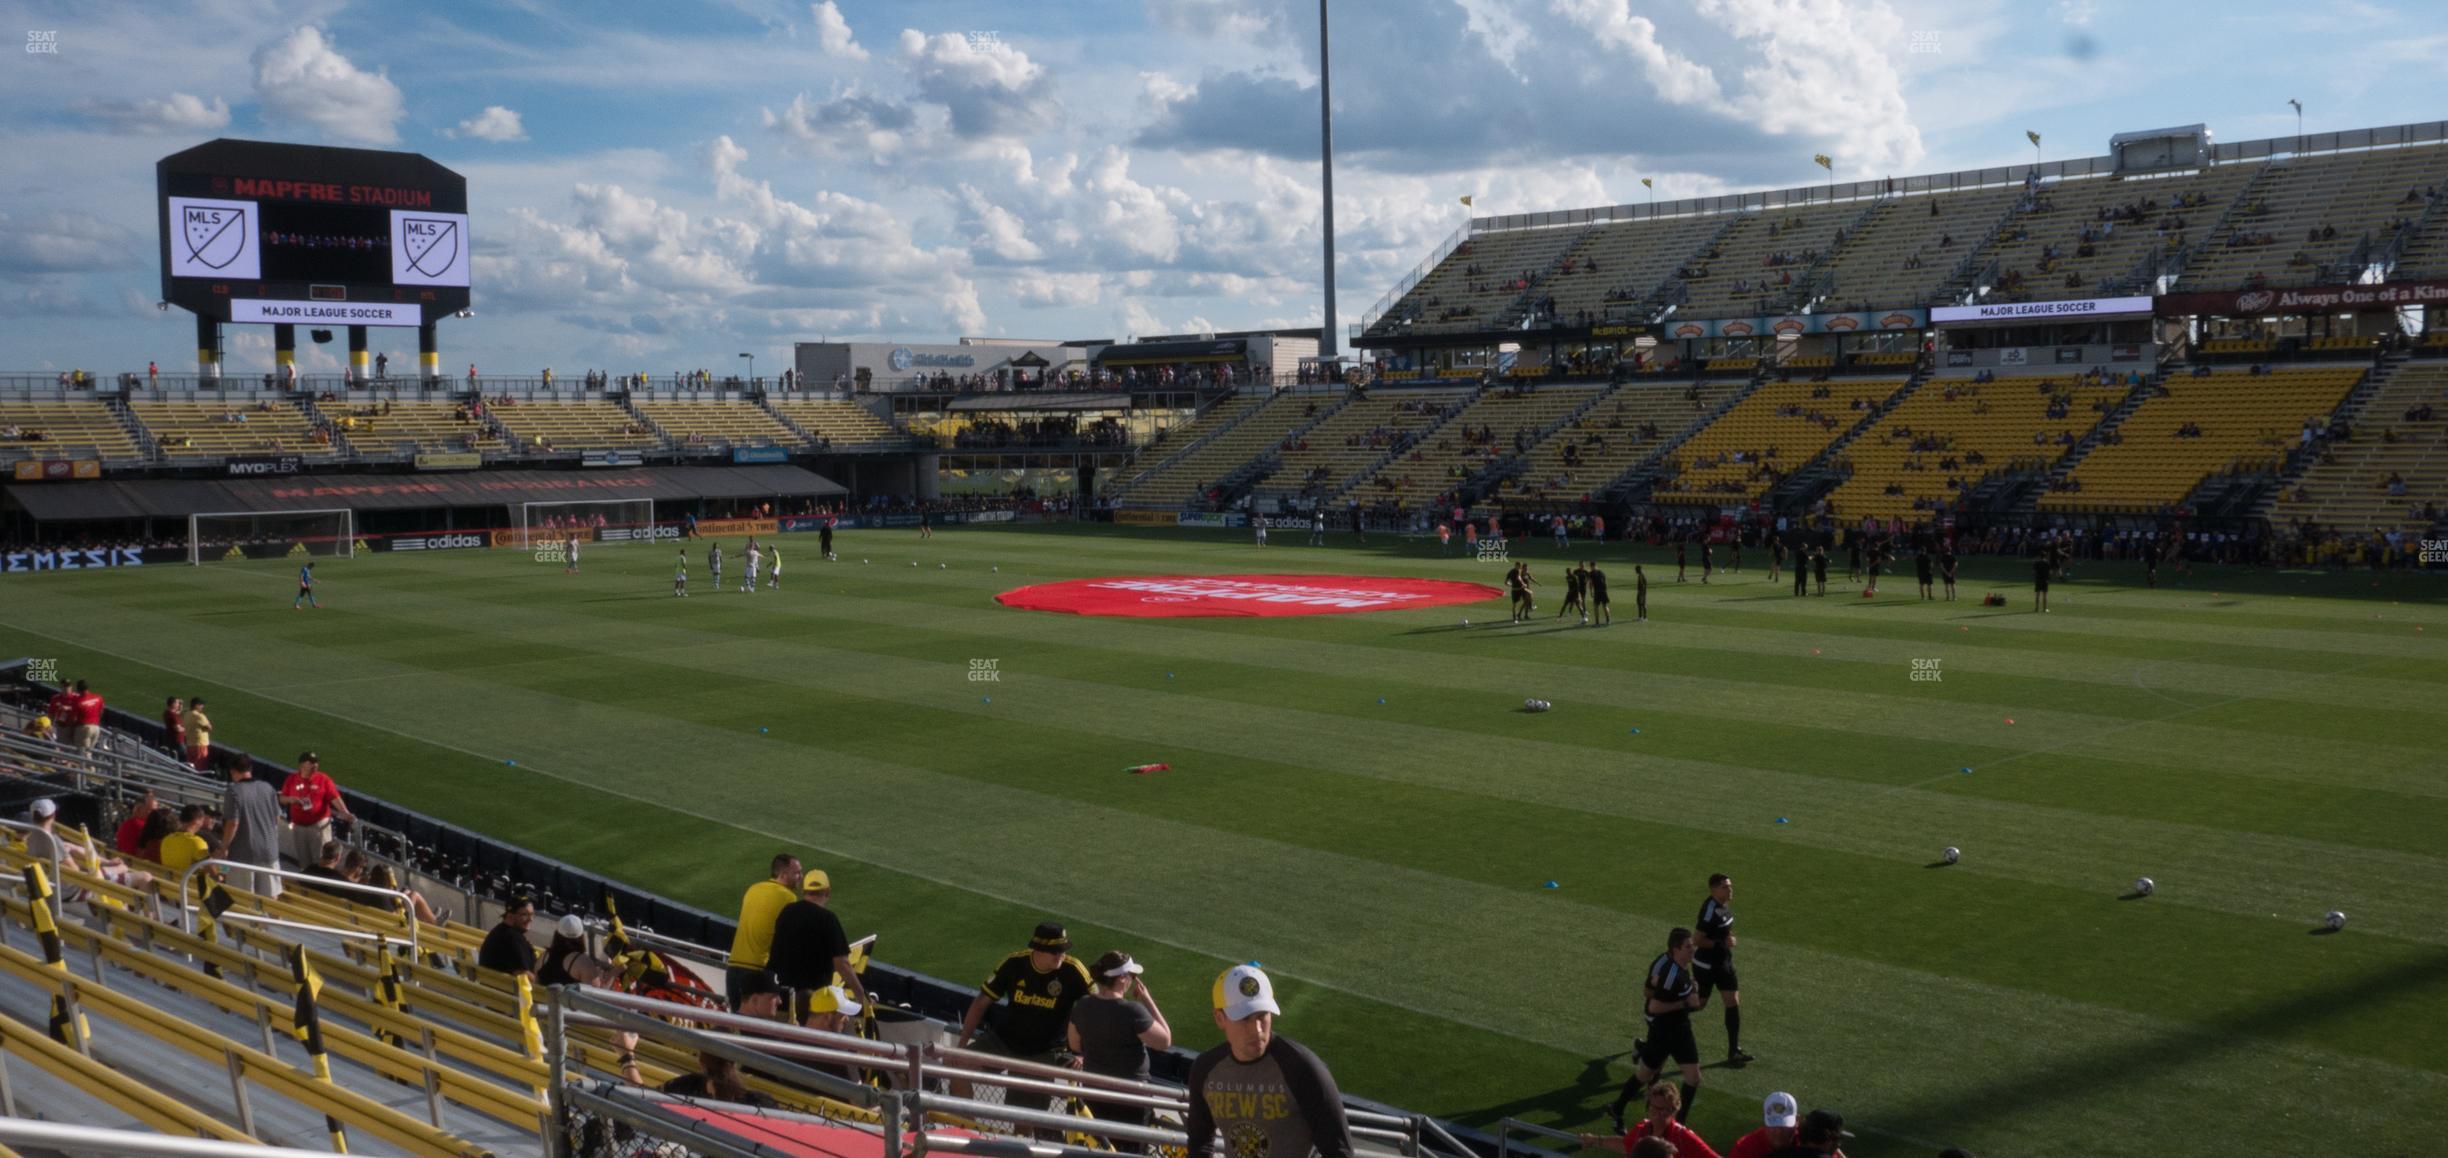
[1728,1092,1799,1158]
[1185,964,1353,1158]
[24,799,151,902]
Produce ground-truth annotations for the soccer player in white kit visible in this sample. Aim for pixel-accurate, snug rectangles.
[565,533,581,574]
[1254,516,1268,547]
[744,539,762,593]
[674,547,689,596]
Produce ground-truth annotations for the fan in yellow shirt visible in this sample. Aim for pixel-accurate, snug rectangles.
[724,853,802,1015]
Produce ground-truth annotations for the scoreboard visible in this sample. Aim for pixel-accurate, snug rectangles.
[159,138,471,328]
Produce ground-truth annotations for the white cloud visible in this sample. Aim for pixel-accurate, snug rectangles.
[251,27,406,145]
[447,106,528,142]
[1015,272,1105,309]
[898,29,1061,139]
[0,211,142,273]
[959,186,1043,261]
[1697,0,1924,174]
[763,89,922,162]
[71,92,231,134]
[813,2,869,61]
[1551,0,1726,108]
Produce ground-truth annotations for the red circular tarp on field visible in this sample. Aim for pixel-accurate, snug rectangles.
[995,573,1505,618]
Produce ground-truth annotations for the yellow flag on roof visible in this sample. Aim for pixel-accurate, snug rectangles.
[1812,154,1832,171]
[2026,130,2042,147]
[1459,195,1473,207]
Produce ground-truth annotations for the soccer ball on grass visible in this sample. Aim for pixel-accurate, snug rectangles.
[1941,846,1960,865]
[2324,910,2346,931]
[2132,876,2155,897]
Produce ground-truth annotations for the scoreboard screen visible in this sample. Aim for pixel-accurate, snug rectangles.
[159,138,470,327]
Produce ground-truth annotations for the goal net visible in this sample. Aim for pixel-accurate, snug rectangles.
[188,509,356,566]
[517,499,659,549]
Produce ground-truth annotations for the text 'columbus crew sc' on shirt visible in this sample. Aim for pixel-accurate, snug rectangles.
[1185,1035,1355,1158]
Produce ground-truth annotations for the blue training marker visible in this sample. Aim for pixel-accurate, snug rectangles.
[1629,728,1643,735]
[1960,766,1973,774]
[1543,880,1560,889]
[760,727,770,734]
[982,696,992,704]
[1377,697,1386,704]
[1775,816,1789,824]
[505,759,517,767]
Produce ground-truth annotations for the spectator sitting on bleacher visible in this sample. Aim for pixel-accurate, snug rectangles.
[360,857,445,926]
[648,1052,775,1108]
[299,839,353,899]
[26,797,153,900]
[114,788,159,857]
[479,893,542,978]
[157,804,215,877]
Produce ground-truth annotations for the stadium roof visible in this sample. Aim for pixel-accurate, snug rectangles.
[3,464,842,521]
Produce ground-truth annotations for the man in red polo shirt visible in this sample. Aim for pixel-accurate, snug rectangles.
[46,681,79,735]
[162,697,185,757]
[279,752,355,870]
[71,680,105,749]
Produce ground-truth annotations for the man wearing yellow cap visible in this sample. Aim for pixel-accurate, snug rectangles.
[1186,964,1352,1158]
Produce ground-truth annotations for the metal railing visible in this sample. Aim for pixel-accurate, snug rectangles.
[175,857,420,954]
[0,1119,346,1157]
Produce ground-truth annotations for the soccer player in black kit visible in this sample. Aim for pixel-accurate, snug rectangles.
[1694,873,1754,1069]
[1792,542,1808,597]
[1559,563,1588,624]
[1940,543,1958,601]
[1915,549,1935,600]
[1699,540,1714,585]
[1674,540,1688,583]
[1812,545,1829,596]
[1610,927,1706,1132]
[1586,562,1612,625]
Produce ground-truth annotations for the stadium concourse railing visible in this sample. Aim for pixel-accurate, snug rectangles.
[550,986,1440,1158]
[0,664,1518,1158]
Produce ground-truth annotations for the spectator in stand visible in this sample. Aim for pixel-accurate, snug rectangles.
[724,853,801,1014]
[115,789,159,857]
[478,894,541,977]
[182,697,214,770]
[1582,1083,1719,1158]
[278,752,355,871]
[25,798,153,900]
[1186,964,1352,1158]
[299,840,354,900]
[44,680,77,732]
[162,696,185,758]
[157,805,215,877]
[1728,1092,1800,1158]
[70,680,104,750]
[769,867,873,1027]
[1068,950,1175,1149]
[218,758,284,897]
[956,921,1094,1115]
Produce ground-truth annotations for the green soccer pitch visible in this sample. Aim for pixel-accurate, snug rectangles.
[4,523,2442,1157]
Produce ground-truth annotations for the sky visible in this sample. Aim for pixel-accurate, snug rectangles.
[1,0,2441,376]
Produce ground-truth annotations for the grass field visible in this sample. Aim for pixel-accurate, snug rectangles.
[3,523,2443,1157]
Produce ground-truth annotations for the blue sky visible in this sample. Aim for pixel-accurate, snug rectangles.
[1,0,2440,375]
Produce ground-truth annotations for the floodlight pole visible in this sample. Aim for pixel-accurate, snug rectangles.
[1318,0,1339,365]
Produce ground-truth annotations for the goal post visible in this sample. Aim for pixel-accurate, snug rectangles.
[516,499,658,549]
[188,509,356,566]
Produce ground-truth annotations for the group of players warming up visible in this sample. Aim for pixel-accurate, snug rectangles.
[677,538,792,596]
[1607,874,1755,1132]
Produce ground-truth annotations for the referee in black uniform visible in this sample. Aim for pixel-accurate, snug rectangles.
[1610,927,1706,1131]
[1693,873,1755,1068]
